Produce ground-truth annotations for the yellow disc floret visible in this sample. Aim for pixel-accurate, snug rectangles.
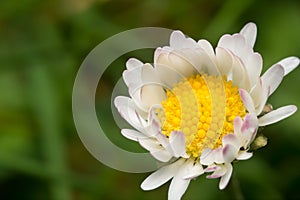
[158,74,247,158]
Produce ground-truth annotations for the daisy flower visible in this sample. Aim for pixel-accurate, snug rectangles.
[114,23,299,200]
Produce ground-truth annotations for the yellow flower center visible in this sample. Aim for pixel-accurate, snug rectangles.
[157,74,247,158]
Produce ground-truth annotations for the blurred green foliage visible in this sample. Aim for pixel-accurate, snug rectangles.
[0,0,300,199]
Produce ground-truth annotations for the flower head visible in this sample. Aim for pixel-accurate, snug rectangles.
[114,23,299,200]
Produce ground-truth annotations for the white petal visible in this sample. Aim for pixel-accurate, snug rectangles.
[114,96,147,132]
[258,105,297,126]
[256,82,270,115]
[169,131,187,158]
[156,133,172,151]
[250,79,262,108]
[239,89,256,113]
[216,47,233,76]
[261,64,284,96]
[168,160,193,200]
[244,52,262,87]
[124,63,165,112]
[277,56,300,76]
[121,129,147,141]
[240,22,257,47]
[151,150,172,162]
[123,67,142,88]
[197,39,215,59]
[145,107,162,137]
[140,85,166,110]
[168,178,190,200]
[170,31,197,49]
[236,151,253,160]
[156,49,196,78]
[213,147,225,164]
[141,159,185,191]
[182,162,204,179]
[231,54,250,90]
[155,63,181,88]
[139,138,160,151]
[200,148,214,166]
[126,58,143,70]
[219,163,233,190]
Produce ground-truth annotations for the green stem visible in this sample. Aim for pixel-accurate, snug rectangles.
[228,172,245,200]
[27,64,71,200]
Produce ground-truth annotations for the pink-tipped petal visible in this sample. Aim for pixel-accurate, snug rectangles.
[277,56,300,76]
[222,134,240,149]
[261,64,284,96]
[241,113,258,146]
[206,165,226,179]
[219,163,233,190]
[222,144,238,163]
[258,105,297,126]
[141,159,185,191]
[239,89,256,114]
[233,116,243,136]
[240,22,257,47]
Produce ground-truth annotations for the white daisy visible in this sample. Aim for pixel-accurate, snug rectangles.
[114,22,299,200]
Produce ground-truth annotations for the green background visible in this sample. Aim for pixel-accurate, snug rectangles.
[1,0,300,199]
